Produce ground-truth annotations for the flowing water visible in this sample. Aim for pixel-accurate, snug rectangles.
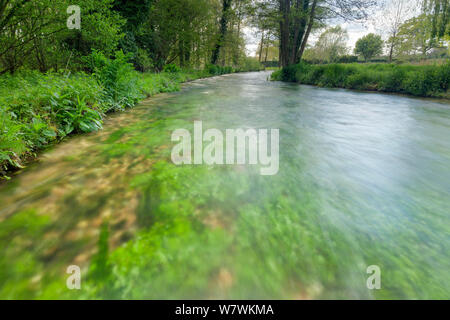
[0,71,449,299]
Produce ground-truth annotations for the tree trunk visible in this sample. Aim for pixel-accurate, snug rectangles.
[289,0,310,65]
[258,31,265,62]
[233,2,243,65]
[388,42,394,63]
[279,0,291,67]
[280,0,316,67]
[211,0,232,65]
[264,44,269,63]
[297,0,318,63]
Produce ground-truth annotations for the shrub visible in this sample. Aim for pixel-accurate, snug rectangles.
[345,71,377,90]
[0,109,27,172]
[135,48,154,72]
[84,50,142,112]
[0,62,244,177]
[337,55,358,63]
[236,57,262,72]
[379,67,406,92]
[281,64,300,82]
[301,65,325,84]
[0,71,105,175]
[163,63,181,73]
[207,64,219,75]
[319,64,349,87]
[276,62,449,98]
[206,64,235,76]
[270,69,282,81]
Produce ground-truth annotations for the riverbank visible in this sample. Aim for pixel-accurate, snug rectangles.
[0,61,258,179]
[271,63,450,99]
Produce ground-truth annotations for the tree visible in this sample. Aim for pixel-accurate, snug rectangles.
[277,0,377,68]
[0,0,124,74]
[395,14,434,58]
[423,0,450,47]
[211,0,233,65]
[373,0,416,62]
[354,33,384,61]
[312,26,349,63]
[134,0,219,71]
[248,0,279,63]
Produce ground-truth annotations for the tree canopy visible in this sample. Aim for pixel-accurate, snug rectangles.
[354,33,384,61]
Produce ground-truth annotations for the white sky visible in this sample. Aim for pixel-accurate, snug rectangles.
[245,0,421,56]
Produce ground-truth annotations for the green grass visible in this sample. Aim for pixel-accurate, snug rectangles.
[271,62,450,99]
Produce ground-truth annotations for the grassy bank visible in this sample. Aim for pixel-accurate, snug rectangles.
[271,62,450,99]
[0,52,259,178]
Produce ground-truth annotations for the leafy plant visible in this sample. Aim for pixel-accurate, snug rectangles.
[85,50,143,112]
[0,109,27,172]
[163,63,181,73]
[56,95,103,134]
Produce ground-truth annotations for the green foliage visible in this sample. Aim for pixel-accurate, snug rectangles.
[134,48,155,72]
[280,64,301,82]
[0,0,125,74]
[0,71,105,174]
[270,69,282,81]
[337,55,359,63]
[0,63,245,176]
[306,26,349,63]
[84,50,142,112]
[236,57,264,72]
[273,62,450,98]
[395,14,434,59]
[0,109,27,171]
[163,64,182,73]
[56,95,103,135]
[354,33,384,62]
[207,64,234,75]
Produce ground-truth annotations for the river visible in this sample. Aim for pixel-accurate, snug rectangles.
[0,71,449,299]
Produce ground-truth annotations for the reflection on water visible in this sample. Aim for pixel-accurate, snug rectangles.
[0,72,449,299]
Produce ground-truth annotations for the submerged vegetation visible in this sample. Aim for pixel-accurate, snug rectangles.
[271,62,450,98]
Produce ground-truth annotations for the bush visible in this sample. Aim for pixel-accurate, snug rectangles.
[0,109,27,172]
[236,57,262,72]
[281,64,300,82]
[0,71,106,175]
[206,64,235,76]
[275,62,450,98]
[337,55,358,63]
[345,71,377,90]
[84,50,142,112]
[0,60,250,177]
[379,67,406,92]
[319,64,351,87]
[135,48,154,72]
[270,69,282,81]
[163,63,182,73]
